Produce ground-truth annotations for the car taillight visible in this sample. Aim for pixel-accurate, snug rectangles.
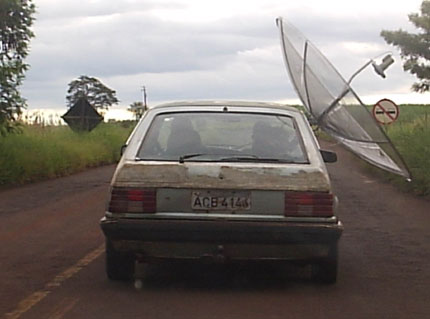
[284,192,333,217]
[109,187,156,214]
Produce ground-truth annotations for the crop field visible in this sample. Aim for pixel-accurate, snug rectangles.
[367,104,430,196]
[0,122,134,186]
[389,104,430,124]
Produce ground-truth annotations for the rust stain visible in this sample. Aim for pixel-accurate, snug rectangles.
[114,163,330,192]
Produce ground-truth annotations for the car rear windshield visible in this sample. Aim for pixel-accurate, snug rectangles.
[136,112,308,163]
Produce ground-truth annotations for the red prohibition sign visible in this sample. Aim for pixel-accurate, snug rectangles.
[372,99,399,125]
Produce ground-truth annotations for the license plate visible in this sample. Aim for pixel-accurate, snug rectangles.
[191,191,251,211]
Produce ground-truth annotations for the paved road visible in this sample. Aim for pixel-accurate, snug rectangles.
[1,143,429,319]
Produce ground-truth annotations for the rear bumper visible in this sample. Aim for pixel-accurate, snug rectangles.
[101,216,342,244]
[100,216,343,261]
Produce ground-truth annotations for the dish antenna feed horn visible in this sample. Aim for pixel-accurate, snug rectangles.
[372,54,395,78]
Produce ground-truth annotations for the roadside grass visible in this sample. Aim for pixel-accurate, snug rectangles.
[0,122,134,186]
[369,106,430,196]
[352,104,429,197]
[391,104,430,124]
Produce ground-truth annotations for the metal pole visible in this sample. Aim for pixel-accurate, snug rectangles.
[346,59,373,85]
[141,86,147,111]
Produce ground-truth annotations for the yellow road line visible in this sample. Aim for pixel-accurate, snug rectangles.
[46,297,79,319]
[4,292,50,319]
[4,244,104,319]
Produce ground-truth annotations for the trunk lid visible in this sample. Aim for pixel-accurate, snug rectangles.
[113,161,331,191]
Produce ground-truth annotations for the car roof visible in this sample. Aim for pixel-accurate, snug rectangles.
[150,100,302,114]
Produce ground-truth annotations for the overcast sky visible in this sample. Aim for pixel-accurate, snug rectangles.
[21,0,427,119]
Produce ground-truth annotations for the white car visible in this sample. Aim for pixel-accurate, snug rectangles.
[100,101,343,283]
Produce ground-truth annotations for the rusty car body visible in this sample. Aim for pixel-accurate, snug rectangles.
[100,101,343,283]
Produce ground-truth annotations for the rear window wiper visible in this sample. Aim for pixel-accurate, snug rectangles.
[218,155,258,161]
[179,154,258,163]
[136,154,308,164]
[220,156,307,164]
[179,153,208,163]
[178,153,254,163]
[136,154,220,163]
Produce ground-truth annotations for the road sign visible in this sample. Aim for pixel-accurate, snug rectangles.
[62,98,103,132]
[372,99,399,125]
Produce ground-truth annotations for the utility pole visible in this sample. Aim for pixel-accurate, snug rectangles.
[141,86,147,112]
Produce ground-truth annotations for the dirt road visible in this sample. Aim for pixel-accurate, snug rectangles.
[1,143,429,319]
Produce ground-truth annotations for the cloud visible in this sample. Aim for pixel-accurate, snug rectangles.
[35,0,184,22]
[27,15,266,81]
[104,44,294,105]
[21,0,426,111]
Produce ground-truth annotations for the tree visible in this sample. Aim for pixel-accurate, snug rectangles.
[66,75,119,110]
[0,0,36,136]
[128,101,145,120]
[381,1,430,93]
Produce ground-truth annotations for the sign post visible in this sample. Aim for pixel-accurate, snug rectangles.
[372,99,399,125]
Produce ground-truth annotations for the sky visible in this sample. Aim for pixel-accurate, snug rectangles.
[21,0,427,120]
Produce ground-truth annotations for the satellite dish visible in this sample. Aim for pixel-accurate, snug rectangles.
[276,17,411,180]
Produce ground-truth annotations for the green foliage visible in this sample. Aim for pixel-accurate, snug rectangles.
[0,0,36,136]
[366,105,430,196]
[380,1,430,93]
[0,123,134,186]
[66,75,119,110]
